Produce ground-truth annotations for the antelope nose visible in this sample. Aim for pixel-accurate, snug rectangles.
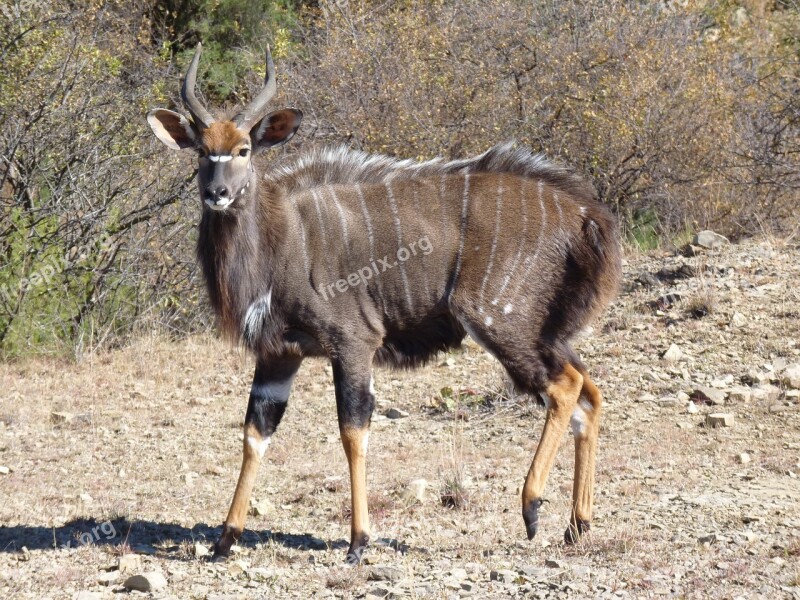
[211,185,229,200]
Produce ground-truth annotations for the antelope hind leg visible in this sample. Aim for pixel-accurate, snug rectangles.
[564,372,602,544]
[521,363,583,540]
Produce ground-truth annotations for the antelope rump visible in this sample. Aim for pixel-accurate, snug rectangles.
[147,43,622,563]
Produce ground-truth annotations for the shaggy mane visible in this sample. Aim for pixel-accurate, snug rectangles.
[265,142,597,204]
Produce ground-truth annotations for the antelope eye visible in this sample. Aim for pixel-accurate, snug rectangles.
[239,148,250,157]
[197,148,207,158]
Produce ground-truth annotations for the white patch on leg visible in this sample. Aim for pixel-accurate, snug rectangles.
[250,373,296,403]
[570,406,587,437]
[247,435,271,458]
[361,431,370,455]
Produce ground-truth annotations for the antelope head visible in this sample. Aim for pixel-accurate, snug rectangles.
[147,43,303,212]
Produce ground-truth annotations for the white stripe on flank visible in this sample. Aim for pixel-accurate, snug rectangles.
[492,178,529,304]
[327,185,350,255]
[386,181,414,310]
[508,180,547,302]
[412,181,431,298]
[288,196,311,274]
[355,183,385,307]
[478,182,504,312]
[450,173,471,295]
[310,189,332,277]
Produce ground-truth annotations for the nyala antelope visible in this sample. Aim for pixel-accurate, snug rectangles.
[147,44,621,563]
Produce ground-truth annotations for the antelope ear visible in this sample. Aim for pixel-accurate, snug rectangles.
[147,109,198,150]
[252,108,303,150]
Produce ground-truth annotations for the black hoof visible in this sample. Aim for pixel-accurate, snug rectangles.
[211,524,239,561]
[344,533,370,565]
[522,498,544,540]
[564,519,590,544]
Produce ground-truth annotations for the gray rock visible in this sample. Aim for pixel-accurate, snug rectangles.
[693,386,727,405]
[727,386,752,403]
[782,363,800,389]
[752,384,781,403]
[368,564,405,581]
[191,542,209,558]
[123,571,168,592]
[117,554,141,573]
[730,312,747,328]
[489,569,518,583]
[662,344,683,362]
[402,478,427,504]
[693,230,729,249]
[545,559,568,569]
[706,413,735,428]
[385,407,409,419]
[97,570,119,586]
[737,453,751,464]
[249,498,273,516]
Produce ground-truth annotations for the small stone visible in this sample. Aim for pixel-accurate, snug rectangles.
[50,411,74,424]
[662,344,683,362]
[693,230,729,249]
[727,387,752,403]
[192,542,209,558]
[0,466,9,474]
[544,559,567,569]
[117,554,141,573]
[449,567,468,580]
[385,407,409,419]
[97,571,119,586]
[228,560,249,576]
[368,564,405,581]
[489,569,518,583]
[730,312,747,328]
[706,413,735,428]
[686,401,699,414]
[752,384,781,403]
[444,357,456,367]
[737,453,751,464]
[782,363,800,389]
[123,571,168,592]
[692,386,727,405]
[249,498,273,516]
[402,478,428,504]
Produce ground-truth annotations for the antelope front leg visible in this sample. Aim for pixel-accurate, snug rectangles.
[332,354,376,565]
[212,355,302,560]
[521,363,583,540]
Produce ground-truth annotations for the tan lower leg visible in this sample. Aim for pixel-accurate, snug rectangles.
[571,376,602,525]
[217,424,265,552]
[522,364,583,507]
[341,426,370,552]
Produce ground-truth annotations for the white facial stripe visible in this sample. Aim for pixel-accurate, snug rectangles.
[247,435,271,458]
[209,154,233,162]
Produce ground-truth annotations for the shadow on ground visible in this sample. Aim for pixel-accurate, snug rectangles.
[0,518,347,555]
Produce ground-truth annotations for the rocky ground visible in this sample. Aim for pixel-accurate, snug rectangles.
[0,234,799,599]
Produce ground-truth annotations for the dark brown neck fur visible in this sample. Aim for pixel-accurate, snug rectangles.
[197,176,286,342]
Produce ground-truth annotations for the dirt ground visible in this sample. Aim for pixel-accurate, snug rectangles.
[1,236,799,600]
